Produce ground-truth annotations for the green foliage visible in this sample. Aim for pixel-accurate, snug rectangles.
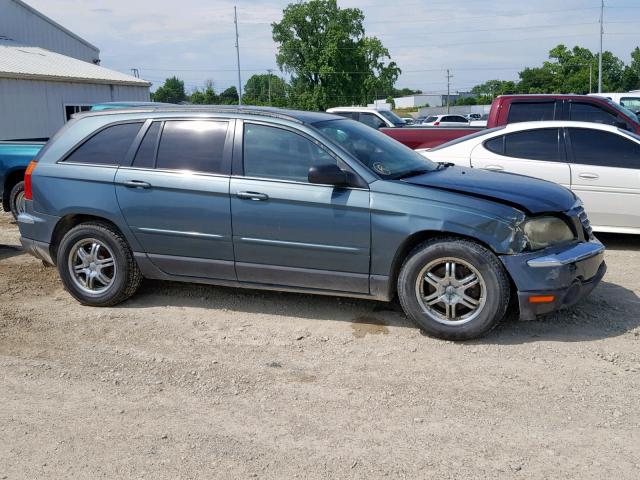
[272,0,400,110]
[242,74,288,106]
[467,44,640,104]
[151,76,186,103]
[190,80,218,104]
[219,86,239,105]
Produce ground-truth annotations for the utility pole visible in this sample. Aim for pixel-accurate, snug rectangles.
[589,63,593,93]
[598,0,604,93]
[446,69,453,113]
[234,6,242,105]
[267,69,273,106]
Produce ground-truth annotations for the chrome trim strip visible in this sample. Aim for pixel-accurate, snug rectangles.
[527,242,605,268]
[137,227,223,239]
[239,237,361,253]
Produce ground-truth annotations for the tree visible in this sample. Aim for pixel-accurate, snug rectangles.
[151,76,186,103]
[219,86,239,105]
[621,47,640,91]
[190,80,218,104]
[272,0,400,110]
[242,74,288,106]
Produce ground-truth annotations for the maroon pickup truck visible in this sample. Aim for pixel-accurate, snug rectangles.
[375,94,640,149]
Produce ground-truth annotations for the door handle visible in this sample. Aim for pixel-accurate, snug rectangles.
[578,172,599,180]
[237,191,269,201]
[123,180,151,189]
[484,165,504,171]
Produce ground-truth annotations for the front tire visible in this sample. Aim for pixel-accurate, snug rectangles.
[57,222,142,306]
[398,238,510,340]
[9,181,25,219]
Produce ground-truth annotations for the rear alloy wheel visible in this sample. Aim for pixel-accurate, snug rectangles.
[398,238,510,340]
[9,181,26,219]
[57,222,142,306]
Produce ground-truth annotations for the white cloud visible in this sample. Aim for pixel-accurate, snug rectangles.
[26,0,640,95]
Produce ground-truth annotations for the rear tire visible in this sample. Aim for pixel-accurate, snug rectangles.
[57,222,142,306]
[398,237,510,340]
[9,181,25,220]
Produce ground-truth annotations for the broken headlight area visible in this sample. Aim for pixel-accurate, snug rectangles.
[523,216,576,251]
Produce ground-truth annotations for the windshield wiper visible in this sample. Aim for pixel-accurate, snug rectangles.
[390,168,433,180]
[436,162,455,170]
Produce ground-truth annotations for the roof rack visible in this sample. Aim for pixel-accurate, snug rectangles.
[74,105,304,124]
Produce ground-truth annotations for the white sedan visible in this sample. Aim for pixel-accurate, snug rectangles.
[420,114,470,126]
[418,121,640,234]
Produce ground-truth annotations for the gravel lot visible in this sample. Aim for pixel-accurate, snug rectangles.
[1,212,639,479]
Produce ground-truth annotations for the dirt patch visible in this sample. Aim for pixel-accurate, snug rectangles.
[1,213,639,479]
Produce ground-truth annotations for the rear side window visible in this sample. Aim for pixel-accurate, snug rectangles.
[489,128,561,161]
[569,102,618,126]
[568,128,640,169]
[359,113,386,129]
[64,122,142,165]
[156,120,228,173]
[507,102,556,123]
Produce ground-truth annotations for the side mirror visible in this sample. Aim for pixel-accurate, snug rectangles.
[308,164,356,187]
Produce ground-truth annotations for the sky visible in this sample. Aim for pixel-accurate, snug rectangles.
[27,0,640,96]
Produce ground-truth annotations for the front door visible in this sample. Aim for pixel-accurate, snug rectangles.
[230,121,371,293]
[471,127,571,187]
[115,119,236,280]
[567,127,640,230]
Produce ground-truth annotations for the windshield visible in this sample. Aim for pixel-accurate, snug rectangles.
[314,119,437,178]
[621,97,640,114]
[378,110,405,126]
[606,98,639,123]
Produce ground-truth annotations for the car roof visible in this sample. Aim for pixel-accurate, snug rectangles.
[326,107,381,113]
[74,105,342,125]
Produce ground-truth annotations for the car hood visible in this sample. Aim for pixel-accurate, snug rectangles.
[402,166,576,214]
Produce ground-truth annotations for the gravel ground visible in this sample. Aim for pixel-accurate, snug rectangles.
[1,213,639,479]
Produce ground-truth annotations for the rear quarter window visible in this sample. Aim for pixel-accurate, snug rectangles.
[63,122,142,165]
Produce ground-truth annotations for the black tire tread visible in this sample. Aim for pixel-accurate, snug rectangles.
[9,181,24,220]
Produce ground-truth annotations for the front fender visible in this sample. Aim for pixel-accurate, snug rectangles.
[370,181,526,276]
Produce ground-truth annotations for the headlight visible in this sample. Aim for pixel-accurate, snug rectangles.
[523,216,575,250]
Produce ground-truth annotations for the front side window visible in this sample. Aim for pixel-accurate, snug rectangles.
[507,101,556,123]
[314,118,436,178]
[502,128,561,161]
[359,113,386,129]
[64,122,142,165]
[568,128,640,169]
[569,102,619,126]
[156,120,228,173]
[620,97,640,113]
[243,123,336,182]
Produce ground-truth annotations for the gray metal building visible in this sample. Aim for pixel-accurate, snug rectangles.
[0,0,151,140]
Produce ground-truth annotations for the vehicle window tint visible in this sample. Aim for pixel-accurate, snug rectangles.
[620,97,640,113]
[484,136,505,154]
[569,102,618,125]
[335,112,355,119]
[156,120,228,173]
[132,122,160,168]
[359,113,386,129]
[445,116,466,123]
[568,128,640,169]
[243,124,336,182]
[425,116,438,123]
[65,122,142,165]
[502,128,561,161]
[507,102,556,123]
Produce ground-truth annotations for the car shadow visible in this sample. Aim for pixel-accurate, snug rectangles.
[119,278,638,342]
[596,233,640,252]
[478,281,640,344]
[0,244,23,260]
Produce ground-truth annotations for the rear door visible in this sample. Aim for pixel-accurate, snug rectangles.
[115,118,236,280]
[230,121,371,293]
[567,127,640,230]
[470,128,571,187]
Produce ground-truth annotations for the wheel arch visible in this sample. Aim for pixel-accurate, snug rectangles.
[386,229,509,299]
[49,214,136,265]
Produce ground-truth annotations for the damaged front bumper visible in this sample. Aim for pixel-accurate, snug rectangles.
[501,239,606,321]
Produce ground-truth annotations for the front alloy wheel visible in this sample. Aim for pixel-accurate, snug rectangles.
[398,238,510,340]
[416,258,487,325]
